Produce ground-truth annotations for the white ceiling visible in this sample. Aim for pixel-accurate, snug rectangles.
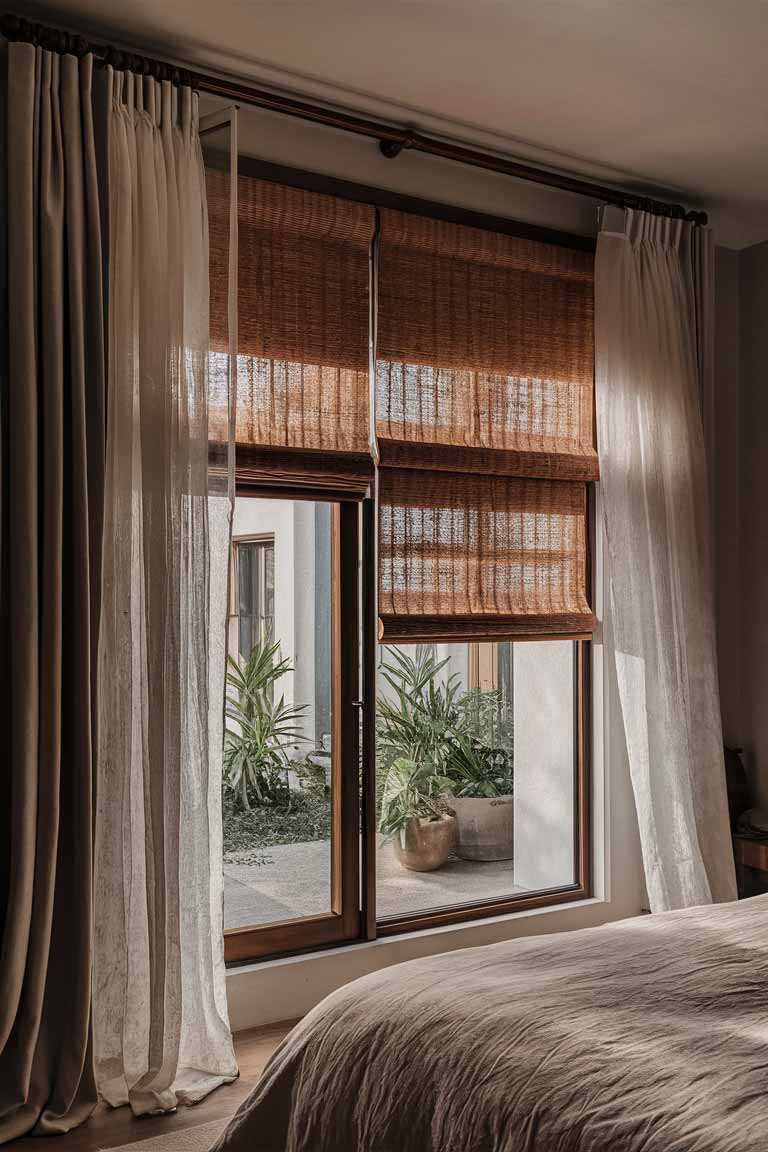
[25,0,768,247]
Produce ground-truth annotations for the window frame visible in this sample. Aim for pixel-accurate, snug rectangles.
[224,490,362,965]
[371,638,591,937]
[230,533,275,655]
[222,160,594,966]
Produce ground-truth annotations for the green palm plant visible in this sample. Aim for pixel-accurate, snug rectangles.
[224,638,308,810]
[376,646,462,774]
[375,647,514,807]
[446,688,514,798]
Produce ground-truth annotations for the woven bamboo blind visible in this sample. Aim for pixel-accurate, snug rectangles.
[376,209,597,481]
[208,169,376,479]
[376,208,596,640]
[378,469,595,641]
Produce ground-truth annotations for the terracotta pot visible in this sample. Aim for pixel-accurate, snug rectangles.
[393,814,456,872]
[451,795,513,861]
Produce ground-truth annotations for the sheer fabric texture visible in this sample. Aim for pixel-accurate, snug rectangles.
[595,206,736,911]
[94,71,237,1114]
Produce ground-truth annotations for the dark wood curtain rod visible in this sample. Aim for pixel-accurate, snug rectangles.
[1,11,708,226]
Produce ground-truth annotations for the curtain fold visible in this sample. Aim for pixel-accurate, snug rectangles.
[0,42,105,1140]
[93,69,237,1115]
[595,205,736,911]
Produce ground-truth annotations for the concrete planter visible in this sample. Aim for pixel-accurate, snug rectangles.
[451,795,514,861]
[393,814,457,872]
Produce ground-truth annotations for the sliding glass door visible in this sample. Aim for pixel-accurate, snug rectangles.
[223,495,361,962]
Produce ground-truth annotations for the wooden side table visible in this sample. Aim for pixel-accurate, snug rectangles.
[733,833,768,898]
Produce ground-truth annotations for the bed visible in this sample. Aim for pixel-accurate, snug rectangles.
[212,896,768,1152]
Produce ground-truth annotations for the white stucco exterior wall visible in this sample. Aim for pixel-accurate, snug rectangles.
[512,641,575,891]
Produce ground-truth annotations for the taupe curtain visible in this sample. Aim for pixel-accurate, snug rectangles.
[375,208,596,641]
[0,42,105,1139]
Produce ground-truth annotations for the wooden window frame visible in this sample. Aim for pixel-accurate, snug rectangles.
[371,637,591,937]
[230,533,275,651]
[225,486,591,964]
[369,485,594,936]
[224,486,362,964]
[222,162,593,966]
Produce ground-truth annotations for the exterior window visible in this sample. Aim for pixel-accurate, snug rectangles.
[211,162,593,964]
[375,639,580,929]
[223,499,359,964]
[234,537,274,656]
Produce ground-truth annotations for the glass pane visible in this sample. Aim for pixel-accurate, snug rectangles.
[236,540,275,656]
[224,498,333,930]
[376,640,575,920]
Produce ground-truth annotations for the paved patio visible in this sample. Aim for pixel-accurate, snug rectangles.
[224,838,525,930]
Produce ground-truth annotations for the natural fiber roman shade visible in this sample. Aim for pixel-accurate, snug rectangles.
[376,208,596,640]
[207,169,376,486]
[376,209,597,481]
[378,469,595,641]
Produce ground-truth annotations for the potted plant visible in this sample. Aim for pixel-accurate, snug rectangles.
[379,757,456,872]
[446,689,514,861]
[375,647,515,864]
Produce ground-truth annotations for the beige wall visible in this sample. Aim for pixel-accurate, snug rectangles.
[713,247,742,751]
[732,239,768,808]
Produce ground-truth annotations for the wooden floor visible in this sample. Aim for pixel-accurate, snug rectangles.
[6,1021,296,1152]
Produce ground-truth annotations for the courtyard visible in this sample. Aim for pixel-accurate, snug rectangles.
[224,837,525,929]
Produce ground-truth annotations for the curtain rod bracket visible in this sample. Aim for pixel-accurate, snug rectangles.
[380,139,403,159]
[380,132,416,159]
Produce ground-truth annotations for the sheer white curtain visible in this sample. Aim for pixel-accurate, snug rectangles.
[595,206,736,912]
[94,70,237,1114]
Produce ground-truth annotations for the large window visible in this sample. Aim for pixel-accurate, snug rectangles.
[208,158,594,963]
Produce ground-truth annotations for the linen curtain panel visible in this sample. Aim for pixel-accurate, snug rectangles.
[93,71,237,1114]
[0,42,105,1141]
[595,206,736,911]
[376,208,596,642]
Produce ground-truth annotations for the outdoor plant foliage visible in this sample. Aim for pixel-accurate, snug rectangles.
[223,638,308,810]
[378,756,452,845]
[377,645,514,833]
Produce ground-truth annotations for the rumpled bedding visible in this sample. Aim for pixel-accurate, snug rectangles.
[212,896,768,1151]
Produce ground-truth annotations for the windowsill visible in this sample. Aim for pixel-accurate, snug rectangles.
[231,894,602,973]
[224,894,625,1032]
